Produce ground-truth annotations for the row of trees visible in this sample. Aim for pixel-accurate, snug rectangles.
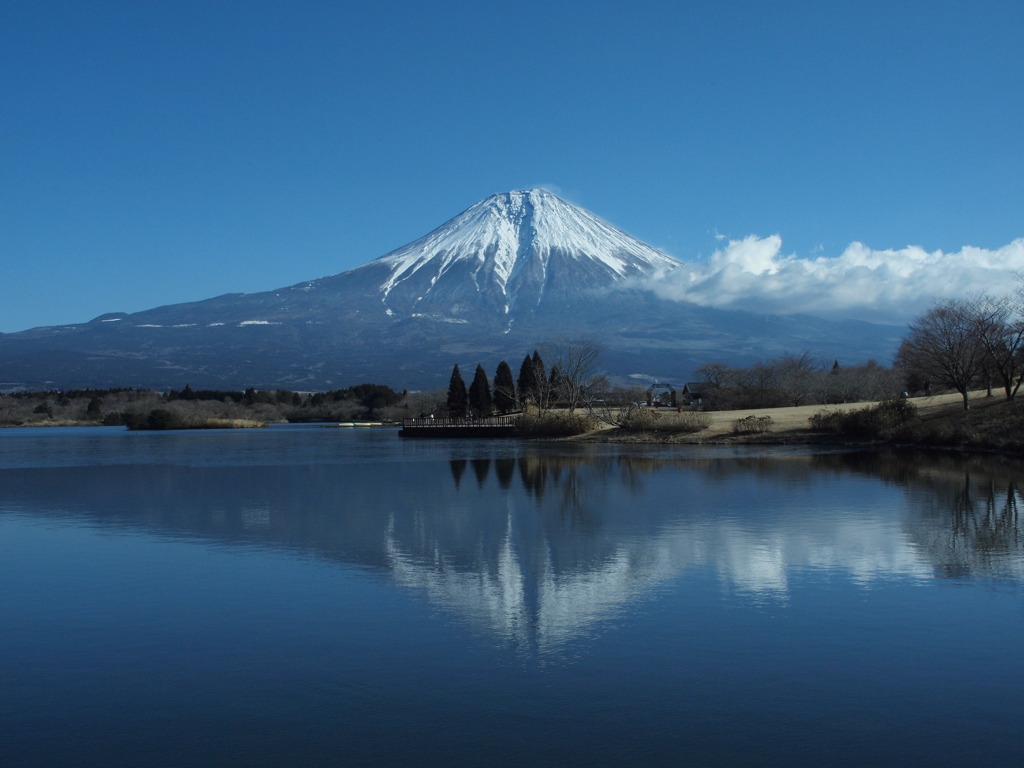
[695,354,901,410]
[442,343,907,419]
[897,291,1024,409]
[0,383,420,426]
[682,288,1024,414]
[438,286,1024,420]
[445,341,605,417]
[167,383,406,415]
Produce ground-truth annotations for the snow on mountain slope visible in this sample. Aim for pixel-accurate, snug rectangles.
[353,189,683,316]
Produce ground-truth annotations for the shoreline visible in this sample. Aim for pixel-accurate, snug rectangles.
[567,390,1023,453]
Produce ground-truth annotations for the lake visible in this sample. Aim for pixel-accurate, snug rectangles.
[2,425,1023,766]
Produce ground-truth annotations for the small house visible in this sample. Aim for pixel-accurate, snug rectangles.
[681,383,705,406]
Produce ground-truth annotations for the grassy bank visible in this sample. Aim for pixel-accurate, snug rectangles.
[575,391,1024,453]
[123,410,266,430]
[4,386,1020,452]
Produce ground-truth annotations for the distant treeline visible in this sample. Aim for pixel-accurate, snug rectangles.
[0,384,445,428]
[167,383,405,413]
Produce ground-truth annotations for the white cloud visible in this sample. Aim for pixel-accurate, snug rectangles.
[646,236,1024,323]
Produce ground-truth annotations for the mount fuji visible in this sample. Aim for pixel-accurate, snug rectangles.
[0,189,902,391]
[363,187,681,320]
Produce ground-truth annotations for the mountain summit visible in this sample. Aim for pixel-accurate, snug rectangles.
[349,188,682,319]
[0,189,901,391]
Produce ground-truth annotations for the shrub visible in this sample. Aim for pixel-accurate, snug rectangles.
[911,418,978,447]
[808,409,845,431]
[123,409,264,430]
[123,409,185,430]
[517,410,596,437]
[809,398,918,439]
[655,411,712,434]
[86,396,103,419]
[875,397,918,427]
[618,406,658,432]
[835,408,882,437]
[733,415,773,434]
[620,408,711,434]
[889,420,926,443]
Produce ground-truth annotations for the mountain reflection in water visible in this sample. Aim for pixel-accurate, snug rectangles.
[3,437,1022,653]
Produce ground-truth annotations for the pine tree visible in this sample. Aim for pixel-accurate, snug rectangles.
[531,350,546,389]
[531,350,547,408]
[493,360,516,413]
[85,396,103,420]
[446,364,468,417]
[468,364,492,417]
[517,354,535,406]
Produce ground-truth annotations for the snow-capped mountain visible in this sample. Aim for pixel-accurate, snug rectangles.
[357,188,682,319]
[0,190,903,391]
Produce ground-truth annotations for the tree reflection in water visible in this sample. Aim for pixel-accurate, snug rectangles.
[447,447,1024,588]
[449,458,467,488]
[6,438,1024,649]
[812,450,1024,581]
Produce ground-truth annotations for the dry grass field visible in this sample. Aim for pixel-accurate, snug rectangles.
[692,391,970,438]
[580,390,1024,450]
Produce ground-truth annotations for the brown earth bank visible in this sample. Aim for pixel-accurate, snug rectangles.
[572,391,1024,453]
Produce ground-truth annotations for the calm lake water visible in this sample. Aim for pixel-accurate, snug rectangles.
[2,425,1023,767]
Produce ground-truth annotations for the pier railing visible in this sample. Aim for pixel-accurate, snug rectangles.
[401,415,519,430]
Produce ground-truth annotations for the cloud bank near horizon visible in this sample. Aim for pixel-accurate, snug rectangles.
[647,236,1024,324]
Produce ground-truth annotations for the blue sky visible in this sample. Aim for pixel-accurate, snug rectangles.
[2,0,1021,332]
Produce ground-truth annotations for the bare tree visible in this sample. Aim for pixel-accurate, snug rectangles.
[743,361,780,407]
[826,359,901,403]
[972,293,1024,400]
[695,362,734,390]
[896,299,984,409]
[536,337,604,412]
[775,352,824,406]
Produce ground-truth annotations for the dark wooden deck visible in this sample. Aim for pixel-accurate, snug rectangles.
[399,415,519,438]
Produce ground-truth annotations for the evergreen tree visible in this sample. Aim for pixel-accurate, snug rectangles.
[446,364,468,417]
[468,364,492,417]
[85,396,103,419]
[517,354,535,406]
[531,350,546,389]
[493,360,516,413]
[531,350,547,408]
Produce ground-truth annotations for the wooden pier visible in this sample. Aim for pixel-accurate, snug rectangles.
[399,415,519,438]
